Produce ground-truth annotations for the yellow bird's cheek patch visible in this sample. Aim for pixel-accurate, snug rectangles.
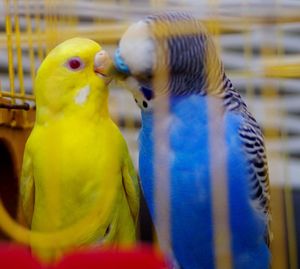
[75,85,90,105]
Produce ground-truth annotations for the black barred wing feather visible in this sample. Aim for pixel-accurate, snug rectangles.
[238,122,271,246]
[223,79,271,246]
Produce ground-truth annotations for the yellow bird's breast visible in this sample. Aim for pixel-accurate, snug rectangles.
[27,116,125,237]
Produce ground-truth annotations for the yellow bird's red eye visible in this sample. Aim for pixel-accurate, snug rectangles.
[66,57,84,71]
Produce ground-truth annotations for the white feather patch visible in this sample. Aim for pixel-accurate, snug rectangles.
[119,20,155,75]
[75,85,90,105]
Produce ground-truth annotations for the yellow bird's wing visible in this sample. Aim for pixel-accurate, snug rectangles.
[121,145,140,225]
[19,143,35,228]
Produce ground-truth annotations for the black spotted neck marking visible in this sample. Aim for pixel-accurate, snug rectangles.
[134,86,152,111]
[132,89,152,111]
[142,101,148,108]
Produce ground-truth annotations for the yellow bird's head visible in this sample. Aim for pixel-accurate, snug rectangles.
[34,37,113,122]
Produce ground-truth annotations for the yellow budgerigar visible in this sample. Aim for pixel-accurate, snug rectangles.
[19,38,139,261]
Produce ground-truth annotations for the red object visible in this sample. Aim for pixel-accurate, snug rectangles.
[55,246,169,269]
[0,244,169,269]
[0,243,43,269]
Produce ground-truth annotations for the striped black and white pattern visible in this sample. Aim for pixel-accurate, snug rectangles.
[141,12,224,97]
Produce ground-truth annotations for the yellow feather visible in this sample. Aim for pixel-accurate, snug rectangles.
[20,38,139,261]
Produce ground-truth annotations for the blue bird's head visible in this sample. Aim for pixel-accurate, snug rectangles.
[114,12,225,103]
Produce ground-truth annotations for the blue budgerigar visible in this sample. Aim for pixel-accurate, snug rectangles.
[113,12,271,269]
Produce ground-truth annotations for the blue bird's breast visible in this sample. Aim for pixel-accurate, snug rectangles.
[138,95,270,269]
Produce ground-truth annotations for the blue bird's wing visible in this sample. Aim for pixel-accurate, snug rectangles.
[238,122,271,246]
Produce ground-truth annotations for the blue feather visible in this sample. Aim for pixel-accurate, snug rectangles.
[139,94,270,269]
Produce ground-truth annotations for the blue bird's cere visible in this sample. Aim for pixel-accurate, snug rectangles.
[114,12,271,269]
[114,48,131,75]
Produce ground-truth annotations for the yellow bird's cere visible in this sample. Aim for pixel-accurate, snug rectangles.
[19,37,139,262]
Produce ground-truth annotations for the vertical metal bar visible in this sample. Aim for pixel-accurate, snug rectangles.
[69,0,78,37]
[208,97,232,269]
[14,0,29,124]
[44,0,51,53]
[35,0,45,62]
[207,2,233,268]
[14,0,25,98]
[47,0,58,50]
[242,1,255,111]
[5,0,15,103]
[285,173,299,269]
[52,0,59,45]
[153,91,171,254]
[271,187,289,269]
[152,20,172,257]
[25,0,36,94]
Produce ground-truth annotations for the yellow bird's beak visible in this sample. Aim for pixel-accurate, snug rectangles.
[94,50,113,85]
